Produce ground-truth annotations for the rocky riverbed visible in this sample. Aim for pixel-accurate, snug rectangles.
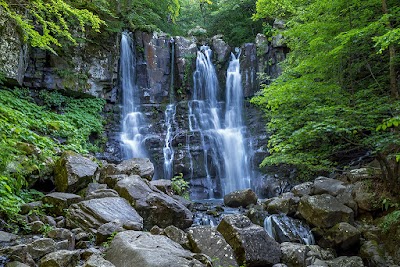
[0,152,399,267]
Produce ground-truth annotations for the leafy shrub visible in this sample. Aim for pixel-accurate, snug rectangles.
[171,173,190,200]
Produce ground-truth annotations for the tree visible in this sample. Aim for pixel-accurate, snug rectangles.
[252,0,400,185]
[0,0,104,53]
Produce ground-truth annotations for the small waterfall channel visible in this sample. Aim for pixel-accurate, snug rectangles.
[188,46,251,199]
[119,31,148,158]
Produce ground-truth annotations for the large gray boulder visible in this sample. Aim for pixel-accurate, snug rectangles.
[280,242,308,267]
[43,192,82,216]
[163,225,190,249]
[325,256,365,267]
[312,177,347,196]
[217,214,281,266]
[291,182,313,197]
[54,151,98,193]
[318,222,360,250]
[67,197,143,232]
[114,175,192,229]
[187,226,238,267]
[27,238,56,259]
[104,231,206,267]
[83,254,115,267]
[298,194,354,228]
[101,158,154,181]
[265,192,300,215]
[223,188,258,208]
[211,36,231,63]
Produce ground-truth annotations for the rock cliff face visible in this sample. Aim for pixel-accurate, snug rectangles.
[0,21,287,197]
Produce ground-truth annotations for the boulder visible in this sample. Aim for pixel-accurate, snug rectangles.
[86,188,119,200]
[43,192,82,216]
[280,242,308,267]
[83,254,116,267]
[291,182,313,197]
[96,221,126,245]
[0,231,17,243]
[46,228,75,250]
[101,158,154,181]
[38,250,80,267]
[20,201,43,215]
[298,194,354,228]
[335,185,358,215]
[325,256,364,267]
[104,231,206,267]
[27,238,56,259]
[163,225,190,249]
[305,245,335,266]
[85,183,108,196]
[0,245,35,266]
[54,151,98,193]
[5,262,30,267]
[359,240,387,267]
[114,175,192,229]
[318,222,360,250]
[217,214,281,266]
[67,197,143,232]
[312,177,346,196]
[352,181,378,212]
[264,214,314,244]
[150,179,172,194]
[265,192,299,215]
[187,226,238,267]
[223,188,258,208]
[246,205,269,226]
[211,36,231,63]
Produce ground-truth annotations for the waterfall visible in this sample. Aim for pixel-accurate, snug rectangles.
[188,46,251,198]
[120,32,148,159]
[163,38,176,179]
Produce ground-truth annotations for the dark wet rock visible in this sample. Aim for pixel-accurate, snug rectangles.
[187,226,238,267]
[223,188,258,208]
[264,214,314,244]
[246,205,269,226]
[359,240,387,267]
[264,192,299,215]
[43,192,82,216]
[67,197,143,232]
[291,182,313,197]
[101,158,154,181]
[318,222,360,250]
[96,221,125,245]
[163,225,190,249]
[298,194,354,228]
[54,151,98,193]
[38,250,80,267]
[217,214,281,266]
[83,254,116,267]
[150,225,164,235]
[114,175,192,229]
[312,177,347,196]
[104,231,206,267]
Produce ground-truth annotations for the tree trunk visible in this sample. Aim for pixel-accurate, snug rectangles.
[382,0,399,99]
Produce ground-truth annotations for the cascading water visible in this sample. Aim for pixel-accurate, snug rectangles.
[120,32,148,158]
[163,37,176,180]
[188,46,251,198]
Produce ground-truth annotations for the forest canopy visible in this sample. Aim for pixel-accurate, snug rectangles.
[252,0,400,186]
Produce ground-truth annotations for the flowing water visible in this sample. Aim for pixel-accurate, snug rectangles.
[120,32,148,158]
[188,46,251,198]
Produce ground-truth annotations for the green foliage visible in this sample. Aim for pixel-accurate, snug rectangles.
[252,0,400,180]
[380,210,400,232]
[0,0,104,54]
[171,173,190,200]
[0,87,105,219]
